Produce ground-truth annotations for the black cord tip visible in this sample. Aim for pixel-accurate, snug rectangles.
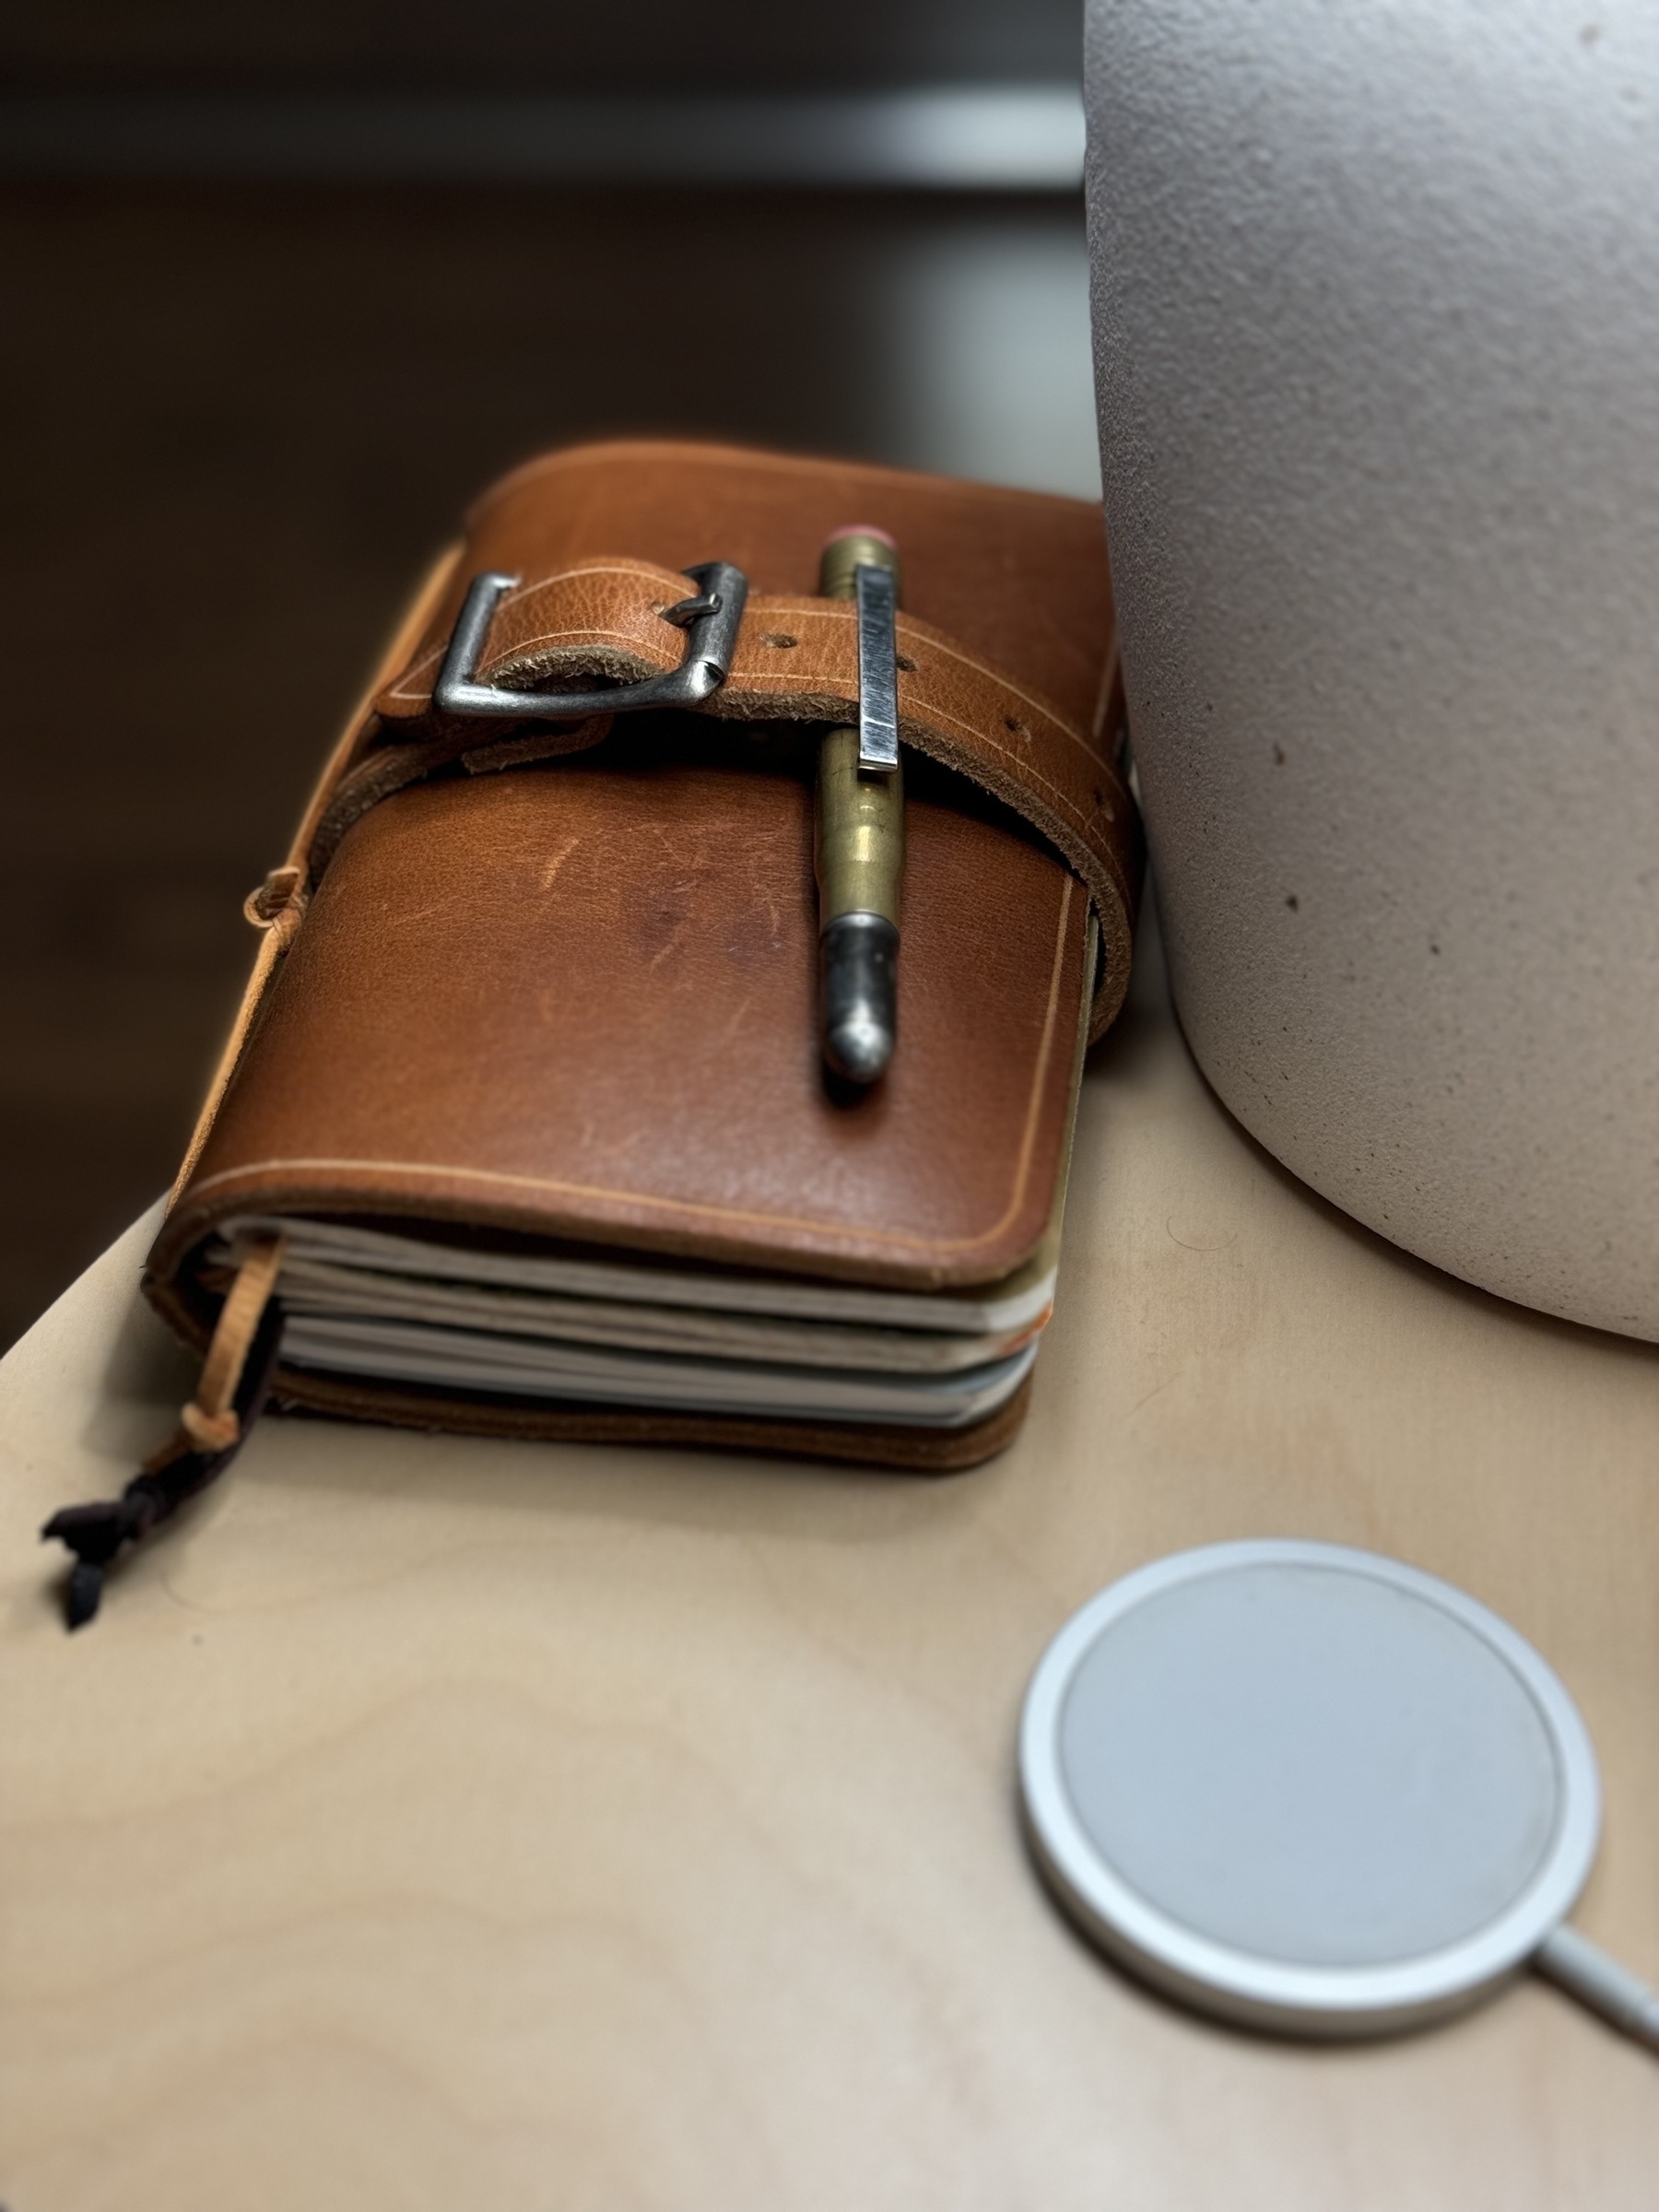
[65,1559,105,1630]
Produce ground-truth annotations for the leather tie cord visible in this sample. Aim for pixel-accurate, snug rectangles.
[41,1235,287,1630]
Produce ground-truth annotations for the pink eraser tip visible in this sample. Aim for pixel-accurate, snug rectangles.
[820,524,898,550]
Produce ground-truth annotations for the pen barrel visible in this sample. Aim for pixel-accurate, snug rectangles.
[816,529,904,1084]
[816,725,904,925]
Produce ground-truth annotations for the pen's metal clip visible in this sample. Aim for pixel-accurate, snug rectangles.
[853,561,900,772]
[434,560,749,721]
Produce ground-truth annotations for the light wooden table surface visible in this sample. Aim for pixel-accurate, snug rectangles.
[4,920,1657,2212]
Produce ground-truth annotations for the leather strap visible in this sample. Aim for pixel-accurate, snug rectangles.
[303,708,615,884]
[371,556,1135,1035]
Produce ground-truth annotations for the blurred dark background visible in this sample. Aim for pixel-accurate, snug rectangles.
[0,2,1097,1348]
[1,3,1081,91]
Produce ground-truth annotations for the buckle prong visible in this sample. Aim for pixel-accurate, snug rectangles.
[434,560,749,721]
[660,587,724,628]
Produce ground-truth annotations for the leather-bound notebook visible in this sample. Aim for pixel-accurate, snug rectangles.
[44,441,1141,1624]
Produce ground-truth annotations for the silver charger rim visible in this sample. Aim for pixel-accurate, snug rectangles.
[1018,1538,1603,2034]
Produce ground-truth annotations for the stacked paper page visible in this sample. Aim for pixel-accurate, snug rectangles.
[216,1208,1063,1430]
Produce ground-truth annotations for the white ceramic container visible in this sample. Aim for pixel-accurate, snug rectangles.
[1085,0,1659,1338]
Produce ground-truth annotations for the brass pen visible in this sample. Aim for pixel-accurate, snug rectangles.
[815,526,903,1084]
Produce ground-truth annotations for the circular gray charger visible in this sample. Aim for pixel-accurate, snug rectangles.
[1018,1541,1659,2042]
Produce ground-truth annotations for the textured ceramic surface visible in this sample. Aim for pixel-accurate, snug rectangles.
[1085,0,1659,1337]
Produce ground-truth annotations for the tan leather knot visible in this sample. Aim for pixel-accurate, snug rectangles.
[180,1401,241,1453]
[244,865,310,949]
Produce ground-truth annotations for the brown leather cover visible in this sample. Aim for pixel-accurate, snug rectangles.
[147,441,1140,1470]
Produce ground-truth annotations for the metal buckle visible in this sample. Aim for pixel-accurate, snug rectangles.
[433,560,749,721]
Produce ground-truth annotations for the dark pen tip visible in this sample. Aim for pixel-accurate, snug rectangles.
[824,1014,895,1087]
[819,912,899,1088]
